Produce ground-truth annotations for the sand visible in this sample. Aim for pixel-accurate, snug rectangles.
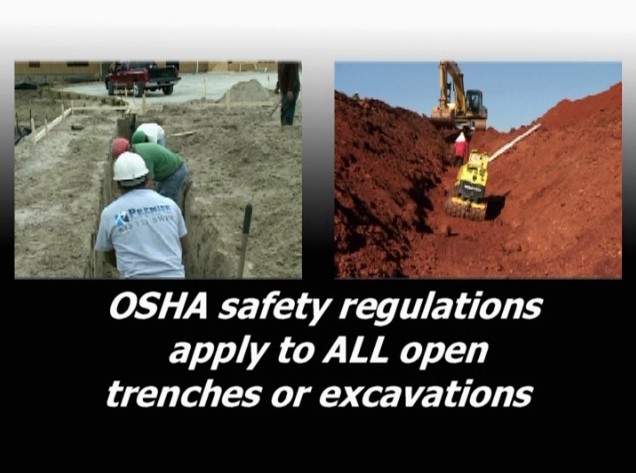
[14,80,302,279]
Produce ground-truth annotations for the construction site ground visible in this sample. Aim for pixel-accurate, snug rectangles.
[14,75,302,279]
[335,83,622,278]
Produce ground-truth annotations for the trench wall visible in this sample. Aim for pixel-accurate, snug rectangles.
[87,117,235,279]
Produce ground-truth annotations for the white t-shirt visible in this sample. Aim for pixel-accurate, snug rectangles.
[137,123,166,144]
[96,189,187,278]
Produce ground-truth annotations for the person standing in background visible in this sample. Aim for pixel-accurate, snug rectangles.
[274,61,301,126]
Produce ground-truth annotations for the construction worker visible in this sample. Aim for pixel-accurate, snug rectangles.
[95,151,188,279]
[274,61,301,126]
[453,131,469,167]
[131,122,166,147]
[111,137,190,210]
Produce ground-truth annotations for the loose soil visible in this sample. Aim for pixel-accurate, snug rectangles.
[334,83,622,278]
[14,80,302,279]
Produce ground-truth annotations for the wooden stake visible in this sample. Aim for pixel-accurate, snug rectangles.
[169,130,197,137]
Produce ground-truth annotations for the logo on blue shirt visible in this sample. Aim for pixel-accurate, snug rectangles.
[113,205,172,227]
[115,211,130,227]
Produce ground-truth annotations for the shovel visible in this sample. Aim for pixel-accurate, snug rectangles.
[270,99,282,117]
[237,203,253,278]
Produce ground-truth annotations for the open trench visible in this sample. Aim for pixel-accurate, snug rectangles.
[16,80,301,280]
[86,116,235,279]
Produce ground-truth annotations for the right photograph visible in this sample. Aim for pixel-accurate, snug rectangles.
[334,61,622,278]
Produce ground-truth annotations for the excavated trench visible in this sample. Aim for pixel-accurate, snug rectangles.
[334,84,622,278]
[87,117,235,279]
[15,79,301,279]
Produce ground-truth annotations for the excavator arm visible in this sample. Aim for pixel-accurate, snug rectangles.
[431,60,487,130]
[437,61,467,113]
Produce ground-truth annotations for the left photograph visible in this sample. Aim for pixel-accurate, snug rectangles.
[14,60,302,279]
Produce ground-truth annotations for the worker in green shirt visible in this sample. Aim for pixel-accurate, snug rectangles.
[111,137,190,210]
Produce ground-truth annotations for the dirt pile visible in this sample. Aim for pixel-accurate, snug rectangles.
[334,83,622,278]
[218,79,276,103]
[334,92,448,277]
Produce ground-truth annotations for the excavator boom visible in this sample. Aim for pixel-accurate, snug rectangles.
[431,61,488,130]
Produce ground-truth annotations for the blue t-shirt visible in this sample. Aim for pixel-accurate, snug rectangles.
[96,189,187,278]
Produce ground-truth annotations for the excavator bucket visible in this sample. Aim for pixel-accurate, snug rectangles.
[430,107,455,127]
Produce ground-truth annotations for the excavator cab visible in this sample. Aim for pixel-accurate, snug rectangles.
[466,90,483,114]
[463,89,487,130]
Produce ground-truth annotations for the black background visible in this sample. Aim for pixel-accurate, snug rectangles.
[16,266,627,455]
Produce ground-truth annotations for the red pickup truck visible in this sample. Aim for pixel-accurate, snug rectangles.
[105,61,181,97]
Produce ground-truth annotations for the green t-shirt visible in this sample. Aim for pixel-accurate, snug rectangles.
[132,143,183,181]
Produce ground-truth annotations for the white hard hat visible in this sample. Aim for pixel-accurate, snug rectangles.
[113,152,149,186]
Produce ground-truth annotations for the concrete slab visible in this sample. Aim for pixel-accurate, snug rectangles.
[58,71,285,106]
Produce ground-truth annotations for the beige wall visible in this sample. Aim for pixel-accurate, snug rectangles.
[15,60,281,85]
[15,61,102,76]
[163,61,277,73]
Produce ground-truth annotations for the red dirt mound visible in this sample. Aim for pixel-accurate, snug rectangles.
[334,83,622,278]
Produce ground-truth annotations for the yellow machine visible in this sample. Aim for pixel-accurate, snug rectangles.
[431,61,488,131]
[444,150,489,221]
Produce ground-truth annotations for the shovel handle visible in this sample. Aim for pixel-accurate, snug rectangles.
[238,203,253,278]
[270,100,281,117]
[242,203,253,235]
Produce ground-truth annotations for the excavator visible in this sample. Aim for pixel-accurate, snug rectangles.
[430,61,488,131]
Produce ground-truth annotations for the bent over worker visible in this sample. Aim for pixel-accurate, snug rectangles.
[95,151,188,279]
[131,122,167,147]
[111,137,190,210]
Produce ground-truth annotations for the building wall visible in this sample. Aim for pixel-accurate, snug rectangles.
[166,61,277,73]
[227,61,277,72]
[15,61,103,85]
[15,61,102,75]
[15,60,280,85]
